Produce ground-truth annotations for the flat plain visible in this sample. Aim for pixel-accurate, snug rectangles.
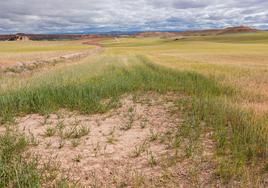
[0,32,268,187]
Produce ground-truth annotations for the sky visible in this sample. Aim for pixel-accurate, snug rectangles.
[0,0,268,34]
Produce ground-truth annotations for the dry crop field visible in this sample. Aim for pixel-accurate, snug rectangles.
[0,40,95,69]
[0,33,268,187]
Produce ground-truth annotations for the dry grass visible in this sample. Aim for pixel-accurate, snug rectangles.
[103,35,268,115]
[0,40,95,69]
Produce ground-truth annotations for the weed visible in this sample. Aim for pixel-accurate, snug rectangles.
[63,125,90,139]
[93,142,101,157]
[131,171,145,187]
[58,139,65,149]
[147,151,157,167]
[44,127,56,137]
[73,154,82,163]
[172,136,181,149]
[139,122,146,129]
[40,158,61,183]
[149,129,159,142]
[120,122,133,131]
[45,141,52,148]
[106,135,118,144]
[56,120,65,130]
[28,130,39,146]
[71,139,80,148]
[120,112,135,131]
[56,120,65,138]
[42,115,50,125]
[128,107,134,113]
[130,141,148,158]
[185,144,193,158]
[139,119,148,129]
[264,163,268,172]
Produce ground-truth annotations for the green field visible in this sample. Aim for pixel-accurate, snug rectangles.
[0,33,268,187]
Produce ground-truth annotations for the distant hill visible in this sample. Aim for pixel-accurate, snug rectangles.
[215,26,258,35]
[0,26,260,41]
[135,26,259,38]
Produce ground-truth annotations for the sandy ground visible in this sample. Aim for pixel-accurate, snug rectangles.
[0,93,218,187]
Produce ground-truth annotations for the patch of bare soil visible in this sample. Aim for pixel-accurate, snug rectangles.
[11,93,217,187]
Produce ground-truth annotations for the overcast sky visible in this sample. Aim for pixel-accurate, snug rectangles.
[0,0,267,34]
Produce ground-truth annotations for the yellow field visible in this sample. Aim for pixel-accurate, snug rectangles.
[103,34,268,114]
[0,40,95,68]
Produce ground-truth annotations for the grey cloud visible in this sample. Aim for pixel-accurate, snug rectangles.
[172,0,210,9]
[0,0,267,34]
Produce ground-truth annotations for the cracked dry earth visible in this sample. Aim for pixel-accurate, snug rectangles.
[9,93,217,187]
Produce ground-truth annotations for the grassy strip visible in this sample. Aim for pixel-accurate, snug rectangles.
[0,56,232,122]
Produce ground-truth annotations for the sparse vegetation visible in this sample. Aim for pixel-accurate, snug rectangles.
[147,151,157,167]
[71,139,80,148]
[139,120,147,129]
[149,129,159,142]
[44,127,56,137]
[106,134,118,144]
[130,141,148,158]
[63,125,90,139]
[72,154,82,163]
